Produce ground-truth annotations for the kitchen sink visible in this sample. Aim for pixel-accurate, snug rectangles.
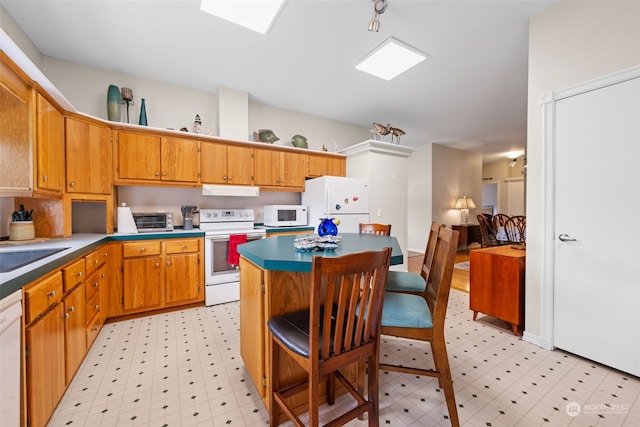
[0,247,69,273]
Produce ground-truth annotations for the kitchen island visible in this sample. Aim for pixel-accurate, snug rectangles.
[237,233,403,415]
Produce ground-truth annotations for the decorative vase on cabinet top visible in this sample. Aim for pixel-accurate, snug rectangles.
[139,98,148,126]
[107,84,121,122]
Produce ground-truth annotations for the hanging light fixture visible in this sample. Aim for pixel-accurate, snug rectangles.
[368,0,387,32]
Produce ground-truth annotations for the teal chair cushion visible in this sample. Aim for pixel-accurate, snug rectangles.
[385,271,426,293]
[381,292,433,328]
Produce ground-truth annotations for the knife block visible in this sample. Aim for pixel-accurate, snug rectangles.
[9,221,35,241]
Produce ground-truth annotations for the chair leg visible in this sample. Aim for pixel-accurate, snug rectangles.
[327,372,336,405]
[309,370,320,427]
[431,338,459,427]
[367,354,380,427]
[269,335,279,427]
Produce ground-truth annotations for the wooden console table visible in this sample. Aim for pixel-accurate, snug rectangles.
[452,224,482,253]
[469,245,525,335]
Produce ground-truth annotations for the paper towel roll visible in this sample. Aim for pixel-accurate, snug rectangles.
[117,204,138,234]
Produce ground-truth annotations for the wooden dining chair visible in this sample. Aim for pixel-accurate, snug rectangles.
[504,215,526,244]
[384,221,442,295]
[267,247,392,427]
[378,227,461,426]
[477,214,504,248]
[359,223,392,236]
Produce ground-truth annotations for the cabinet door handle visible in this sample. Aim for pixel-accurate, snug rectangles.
[93,259,99,265]
[139,247,146,253]
[166,261,171,266]
[94,304,99,310]
[68,306,75,313]
[181,245,187,250]
[62,313,70,319]
[42,175,48,181]
[155,262,160,267]
[155,171,160,176]
[92,282,99,288]
[69,182,76,187]
[76,272,83,278]
[47,290,56,297]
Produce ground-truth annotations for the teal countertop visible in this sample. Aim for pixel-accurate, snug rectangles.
[0,229,205,299]
[238,233,403,273]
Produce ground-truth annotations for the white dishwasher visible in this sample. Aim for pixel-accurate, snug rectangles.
[0,289,22,427]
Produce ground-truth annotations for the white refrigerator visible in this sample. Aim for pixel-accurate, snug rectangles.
[302,176,370,233]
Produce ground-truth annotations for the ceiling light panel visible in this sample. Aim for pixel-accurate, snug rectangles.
[200,0,286,35]
[356,37,428,81]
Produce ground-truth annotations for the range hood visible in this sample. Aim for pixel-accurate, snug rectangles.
[201,184,260,197]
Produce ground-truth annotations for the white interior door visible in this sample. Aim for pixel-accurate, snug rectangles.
[553,75,640,376]
[506,179,525,216]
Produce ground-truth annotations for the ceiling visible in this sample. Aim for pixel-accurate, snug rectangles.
[1,0,555,162]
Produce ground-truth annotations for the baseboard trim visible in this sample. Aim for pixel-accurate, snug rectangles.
[522,331,553,350]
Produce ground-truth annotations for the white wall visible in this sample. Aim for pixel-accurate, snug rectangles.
[407,144,432,253]
[526,1,640,337]
[40,57,370,152]
[431,144,483,227]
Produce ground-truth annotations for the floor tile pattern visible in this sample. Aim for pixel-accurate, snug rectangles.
[48,290,639,426]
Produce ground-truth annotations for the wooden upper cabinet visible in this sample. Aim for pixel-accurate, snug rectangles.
[0,54,33,196]
[201,141,253,185]
[35,93,64,195]
[307,153,346,178]
[65,116,112,194]
[161,137,199,182]
[253,148,305,190]
[115,131,199,184]
[116,132,161,181]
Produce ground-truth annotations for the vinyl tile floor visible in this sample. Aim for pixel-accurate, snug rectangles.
[48,290,640,426]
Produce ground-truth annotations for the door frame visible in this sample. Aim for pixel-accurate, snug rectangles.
[537,64,640,351]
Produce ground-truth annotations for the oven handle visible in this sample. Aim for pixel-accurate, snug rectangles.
[205,233,266,241]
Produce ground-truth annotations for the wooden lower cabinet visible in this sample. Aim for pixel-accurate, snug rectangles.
[239,257,266,398]
[63,284,86,383]
[122,237,203,314]
[469,246,526,335]
[123,255,163,311]
[25,303,66,427]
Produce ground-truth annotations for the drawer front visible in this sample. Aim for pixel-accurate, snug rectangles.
[165,238,199,254]
[86,309,102,349]
[123,241,162,258]
[85,269,101,301]
[85,290,101,324]
[85,249,103,276]
[63,259,86,293]
[24,271,63,324]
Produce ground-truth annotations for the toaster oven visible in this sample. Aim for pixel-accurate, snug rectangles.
[132,212,174,232]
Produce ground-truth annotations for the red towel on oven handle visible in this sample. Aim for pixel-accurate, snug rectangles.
[227,234,247,266]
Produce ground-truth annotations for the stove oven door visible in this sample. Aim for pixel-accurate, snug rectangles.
[204,232,264,305]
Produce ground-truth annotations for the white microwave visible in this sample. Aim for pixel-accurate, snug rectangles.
[263,205,308,227]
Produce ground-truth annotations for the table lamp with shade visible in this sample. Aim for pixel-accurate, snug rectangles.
[455,196,476,224]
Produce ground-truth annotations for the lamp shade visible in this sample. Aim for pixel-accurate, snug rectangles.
[455,197,476,209]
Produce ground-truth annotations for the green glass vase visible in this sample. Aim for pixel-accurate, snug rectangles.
[107,84,121,122]
[139,98,147,126]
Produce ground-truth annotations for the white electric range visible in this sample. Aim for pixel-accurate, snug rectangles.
[199,208,266,306]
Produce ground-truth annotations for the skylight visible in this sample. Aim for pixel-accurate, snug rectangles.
[200,0,287,35]
[355,37,428,81]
